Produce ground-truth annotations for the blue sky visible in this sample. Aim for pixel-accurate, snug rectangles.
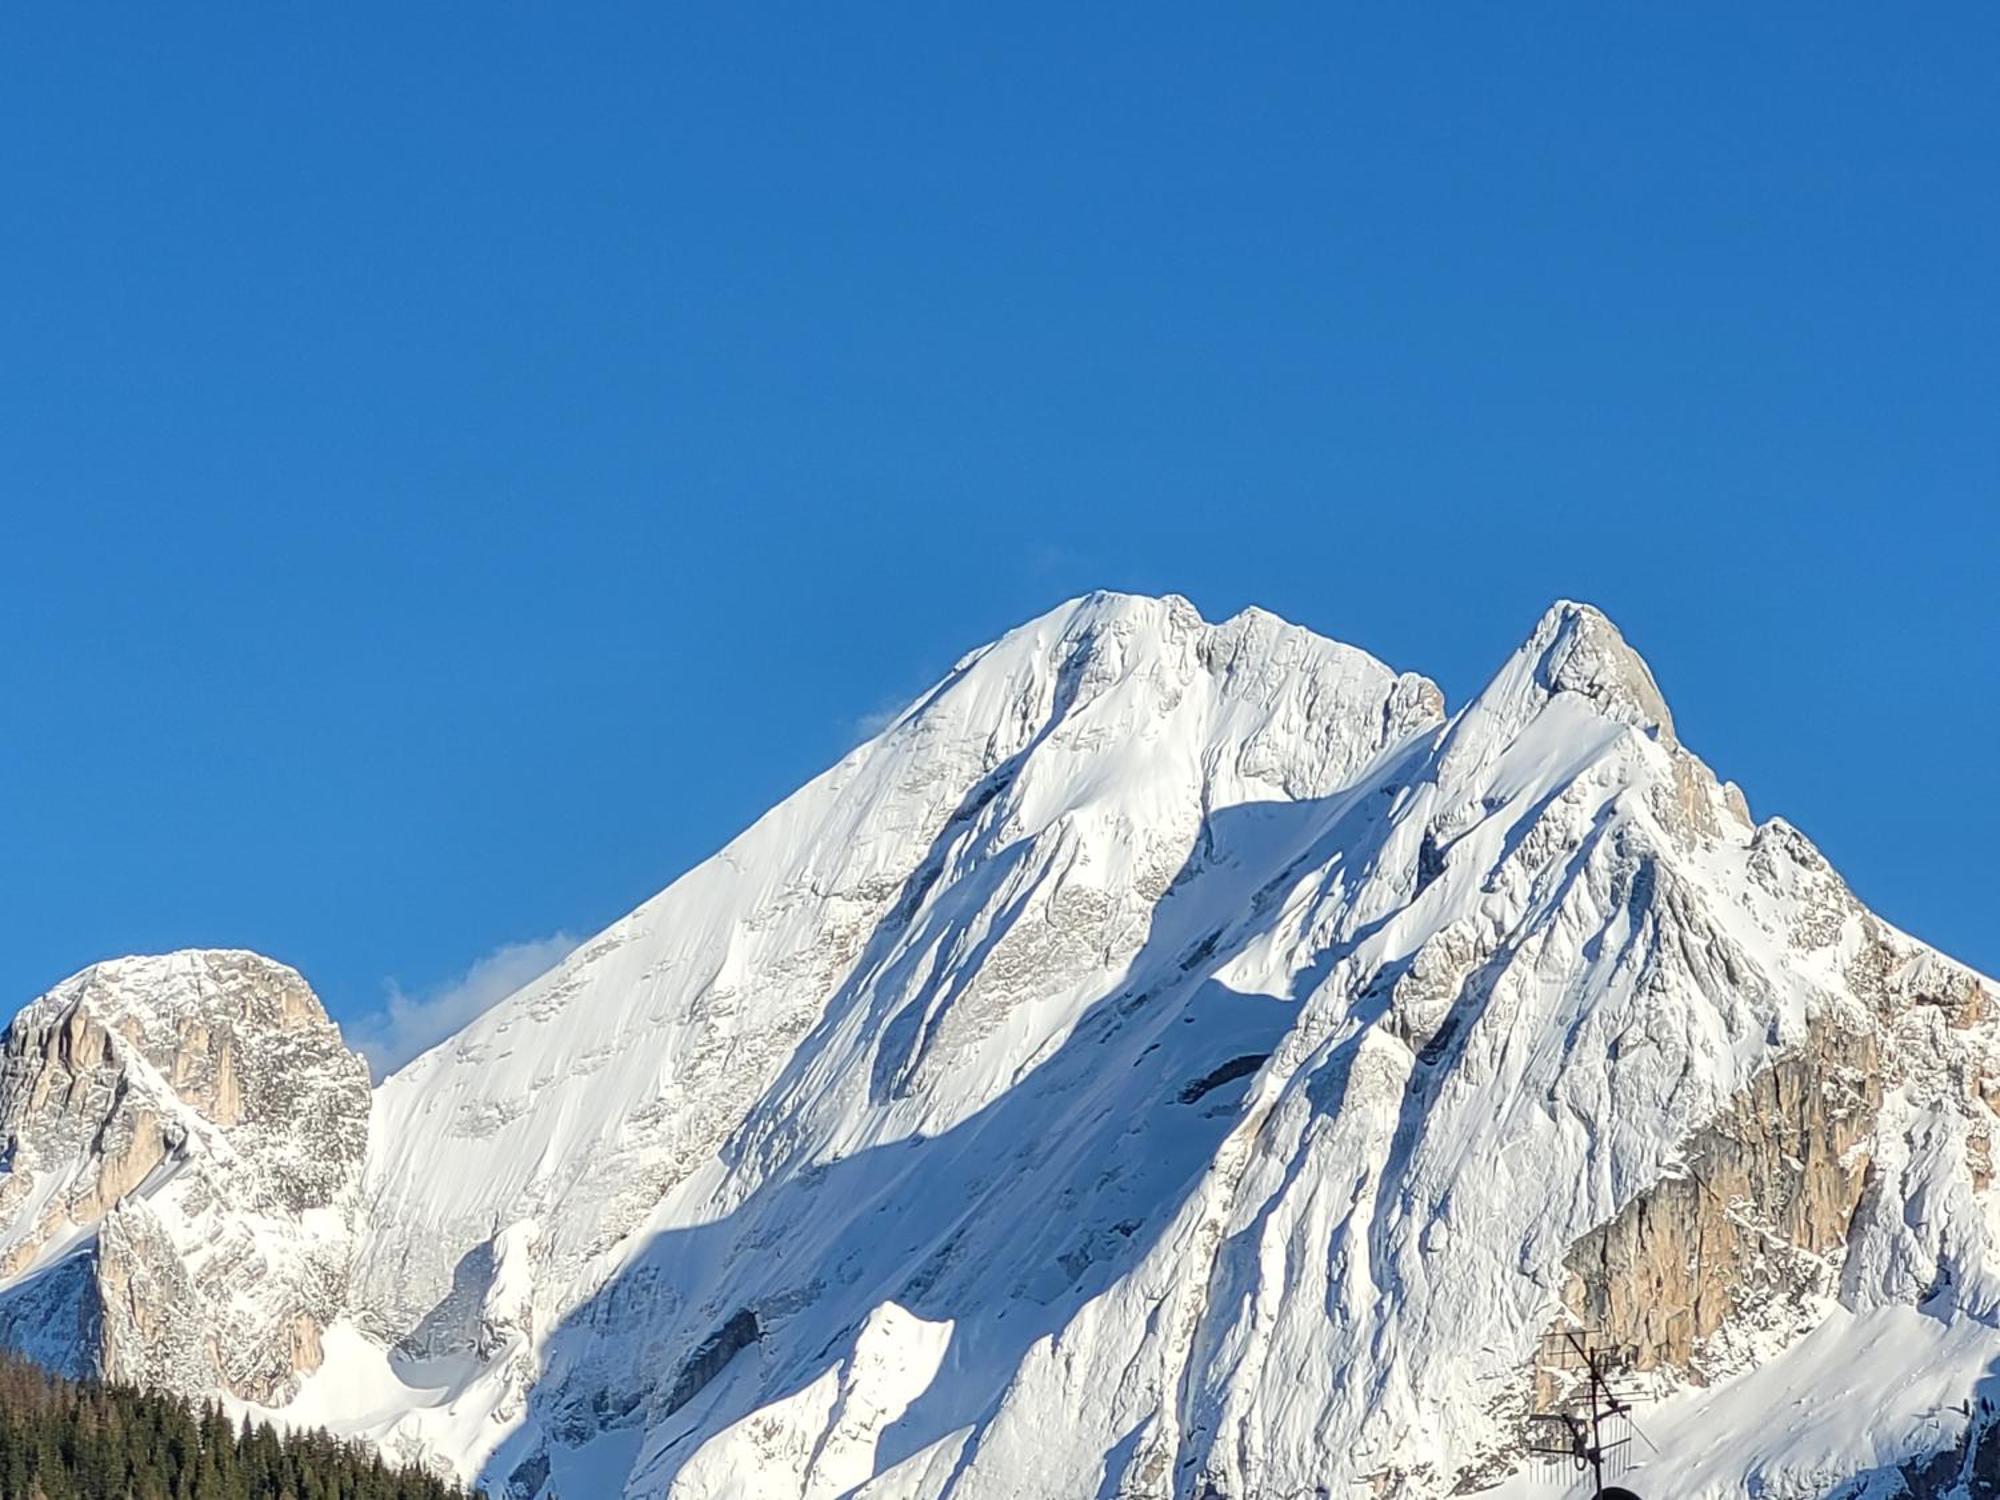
[3,7,1994,1059]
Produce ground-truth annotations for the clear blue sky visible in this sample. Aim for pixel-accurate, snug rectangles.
[3,7,1995,1048]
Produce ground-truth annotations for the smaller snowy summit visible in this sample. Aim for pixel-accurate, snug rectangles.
[0,593,1995,1500]
[0,950,371,1404]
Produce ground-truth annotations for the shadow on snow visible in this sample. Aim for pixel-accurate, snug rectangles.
[470,772,1416,1498]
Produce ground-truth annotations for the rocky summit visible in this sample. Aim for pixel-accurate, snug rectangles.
[1,594,1994,1500]
[0,950,370,1405]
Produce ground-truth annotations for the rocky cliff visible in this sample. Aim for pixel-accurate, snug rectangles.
[0,951,370,1403]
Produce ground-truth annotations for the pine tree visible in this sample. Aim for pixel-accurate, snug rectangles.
[0,1354,467,1500]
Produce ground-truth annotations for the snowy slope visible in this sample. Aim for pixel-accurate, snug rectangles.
[5,592,1997,1500]
[354,595,1440,1330]
[346,594,1445,1469]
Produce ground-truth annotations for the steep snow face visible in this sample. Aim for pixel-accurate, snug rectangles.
[5,594,1997,1500]
[351,592,1444,1359]
[0,951,371,1403]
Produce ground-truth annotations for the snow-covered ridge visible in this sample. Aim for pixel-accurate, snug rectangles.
[1,592,1994,1500]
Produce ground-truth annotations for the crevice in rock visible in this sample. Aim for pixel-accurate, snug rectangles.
[1177,1055,1268,1105]
[660,1307,762,1418]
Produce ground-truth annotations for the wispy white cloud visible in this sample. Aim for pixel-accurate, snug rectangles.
[355,932,576,1079]
[850,699,907,742]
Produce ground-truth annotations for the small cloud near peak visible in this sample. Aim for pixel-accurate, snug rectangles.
[355,933,576,1079]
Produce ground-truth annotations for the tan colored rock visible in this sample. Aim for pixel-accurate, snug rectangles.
[1558,1016,1880,1381]
[291,1313,325,1375]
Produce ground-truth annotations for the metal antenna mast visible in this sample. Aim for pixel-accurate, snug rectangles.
[1528,1329,1638,1500]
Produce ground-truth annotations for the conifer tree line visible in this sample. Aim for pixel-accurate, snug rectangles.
[0,1352,470,1500]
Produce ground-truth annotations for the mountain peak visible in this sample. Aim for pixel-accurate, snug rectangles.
[39,949,329,1041]
[1440,601,1679,778]
[976,590,1440,718]
[1526,598,1676,741]
[0,948,370,1404]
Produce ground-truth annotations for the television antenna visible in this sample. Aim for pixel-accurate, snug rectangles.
[1528,1328,1645,1500]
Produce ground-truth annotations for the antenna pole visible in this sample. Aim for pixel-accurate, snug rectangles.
[1530,1328,1638,1500]
[1586,1343,1605,1498]
[1565,1331,1617,1498]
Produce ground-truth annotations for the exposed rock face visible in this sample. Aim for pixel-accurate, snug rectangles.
[1546,831,2000,1400]
[1561,1018,1882,1380]
[0,951,370,1403]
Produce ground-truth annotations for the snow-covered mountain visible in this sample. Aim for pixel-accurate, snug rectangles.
[3,593,1996,1500]
[0,951,370,1403]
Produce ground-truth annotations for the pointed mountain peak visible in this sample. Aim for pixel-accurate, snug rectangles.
[1525,600,1675,741]
[1447,600,1677,763]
